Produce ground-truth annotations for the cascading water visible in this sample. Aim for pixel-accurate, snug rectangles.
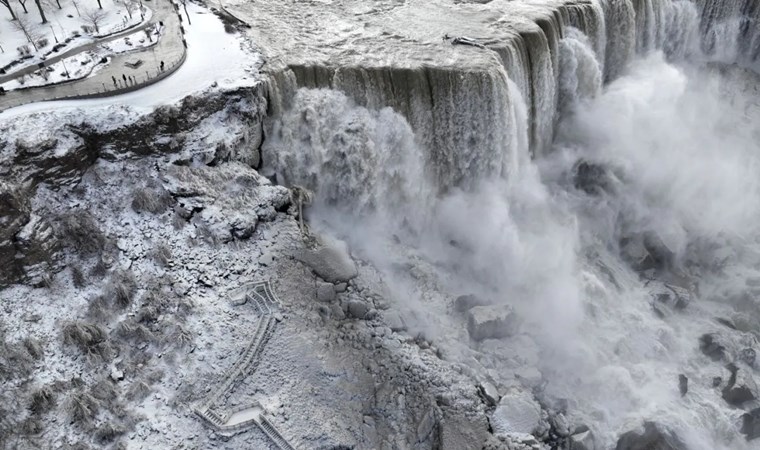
[263,0,760,448]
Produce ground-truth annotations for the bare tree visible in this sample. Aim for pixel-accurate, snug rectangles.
[115,0,138,19]
[0,0,17,19]
[42,0,61,10]
[33,0,47,23]
[94,0,102,9]
[18,0,28,14]
[82,8,106,33]
[71,0,80,15]
[12,15,44,50]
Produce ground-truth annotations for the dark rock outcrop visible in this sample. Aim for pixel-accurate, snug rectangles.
[722,363,758,406]
[574,160,614,196]
[699,333,727,361]
[678,374,688,396]
[0,182,61,286]
[741,407,760,441]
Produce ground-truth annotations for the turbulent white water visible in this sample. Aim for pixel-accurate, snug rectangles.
[263,0,760,448]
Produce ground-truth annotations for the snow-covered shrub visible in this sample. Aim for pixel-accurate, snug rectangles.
[28,386,56,415]
[114,318,156,345]
[71,265,86,288]
[86,295,111,321]
[36,37,49,48]
[17,45,31,56]
[61,322,112,362]
[152,243,172,267]
[94,422,125,445]
[131,186,172,214]
[65,390,99,427]
[125,380,150,401]
[107,270,137,309]
[57,212,109,257]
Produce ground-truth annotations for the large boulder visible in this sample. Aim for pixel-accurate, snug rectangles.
[297,236,358,283]
[467,305,519,341]
[490,390,542,436]
[454,294,492,312]
[569,426,597,450]
[722,363,758,406]
[615,422,686,450]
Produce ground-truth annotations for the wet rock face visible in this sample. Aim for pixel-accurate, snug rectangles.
[651,283,691,318]
[699,333,727,361]
[741,407,760,441]
[614,422,686,450]
[619,231,676,274]
[574,160,613,195]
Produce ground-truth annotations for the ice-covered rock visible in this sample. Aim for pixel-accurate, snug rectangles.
[614,422,686,450]
[479,381,500,406]
[490,390,542,435]
[467,305,519,341]
[297,236,358,283]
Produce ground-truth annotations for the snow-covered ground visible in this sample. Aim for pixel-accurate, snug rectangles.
[0,0,150,73]
[0,26,160,91]
[1,51,109,89]
[0,2,258,116]
[99,26,159,54]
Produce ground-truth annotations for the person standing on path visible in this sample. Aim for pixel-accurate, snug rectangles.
[160,61,165,72]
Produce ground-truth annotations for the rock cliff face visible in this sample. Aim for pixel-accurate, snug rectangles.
[0,86,267,287]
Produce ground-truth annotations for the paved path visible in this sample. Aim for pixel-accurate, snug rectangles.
[0,15,155,85]
[0,0,185,111]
